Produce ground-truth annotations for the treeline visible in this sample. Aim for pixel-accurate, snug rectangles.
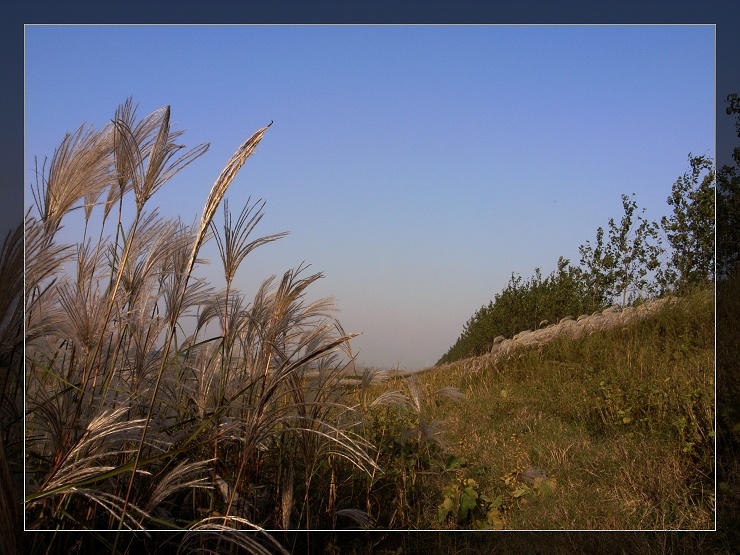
[438,259,593,363]
[437,96,739,365]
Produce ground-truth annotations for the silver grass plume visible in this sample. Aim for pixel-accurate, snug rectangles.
[179,517,289,555]
[31,123,114,236]
[186,122,273,281]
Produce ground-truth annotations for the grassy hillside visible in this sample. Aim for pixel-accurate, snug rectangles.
[357,286,714,532]
[15,99,732,554]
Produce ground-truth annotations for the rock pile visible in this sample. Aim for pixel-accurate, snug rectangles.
[489,296,678,359]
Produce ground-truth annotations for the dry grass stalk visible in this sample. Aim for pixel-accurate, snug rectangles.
[25,101,377,548]
[31,123,114,236]
[0,222,23,554]
[186,121,273,281]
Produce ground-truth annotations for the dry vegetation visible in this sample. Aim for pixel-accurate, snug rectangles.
[408,287,714,531]
[21,101,382,553]
[4,100,734,554]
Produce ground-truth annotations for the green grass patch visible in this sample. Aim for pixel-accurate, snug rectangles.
[367,287,714,530]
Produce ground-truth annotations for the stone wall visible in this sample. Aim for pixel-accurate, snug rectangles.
[488,296,678,359]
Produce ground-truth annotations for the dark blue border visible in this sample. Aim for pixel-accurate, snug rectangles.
[4,0,740,548]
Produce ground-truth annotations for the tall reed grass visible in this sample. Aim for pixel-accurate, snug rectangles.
[19,99,721,555]
[1,220,24,555]
[23,100,378,553]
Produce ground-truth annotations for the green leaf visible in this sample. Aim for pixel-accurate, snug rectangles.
[445,455,465,470]
[512,486,529,498]
[463,486,479,501]
[458,484,479,521]
[438,491,457,523]
[442,485,458,499]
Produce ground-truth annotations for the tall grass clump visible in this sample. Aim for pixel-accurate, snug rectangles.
[350,371,465,529]
[24,100,378,552]
[1,220,24,555]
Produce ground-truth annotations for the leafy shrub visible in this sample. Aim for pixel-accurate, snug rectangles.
[355,375,464,529]
[438,257,594,364]
[438,476,504,529]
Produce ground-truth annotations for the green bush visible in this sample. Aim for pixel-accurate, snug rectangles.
[438,257,595,364]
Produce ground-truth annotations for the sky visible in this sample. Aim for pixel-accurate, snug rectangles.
[24,25,715,370]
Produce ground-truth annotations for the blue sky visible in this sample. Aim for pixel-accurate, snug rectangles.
[24,25,714,369]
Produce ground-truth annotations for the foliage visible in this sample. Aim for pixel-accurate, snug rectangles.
[718,93,740,279]
[355,375,464,529]
[438,475,504,529]
[717,266,740,553]
[660,155,715,292]
[22,100,471,552]
[441,143,716,366]
[717,94,740,546]
[17,94,730,552]
[500,467,557,508]
[712,94,740,553]
[0,222,23,555]
[579,193,663,307]
[437,257,592,364]
[427,287,714,531]
[23,100,375,553]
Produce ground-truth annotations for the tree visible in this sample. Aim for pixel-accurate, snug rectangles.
[718,93,740,279]
[578,226,612,311]
[436,258,591,364]
[660,154,715,292]
[580,194,663,308]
